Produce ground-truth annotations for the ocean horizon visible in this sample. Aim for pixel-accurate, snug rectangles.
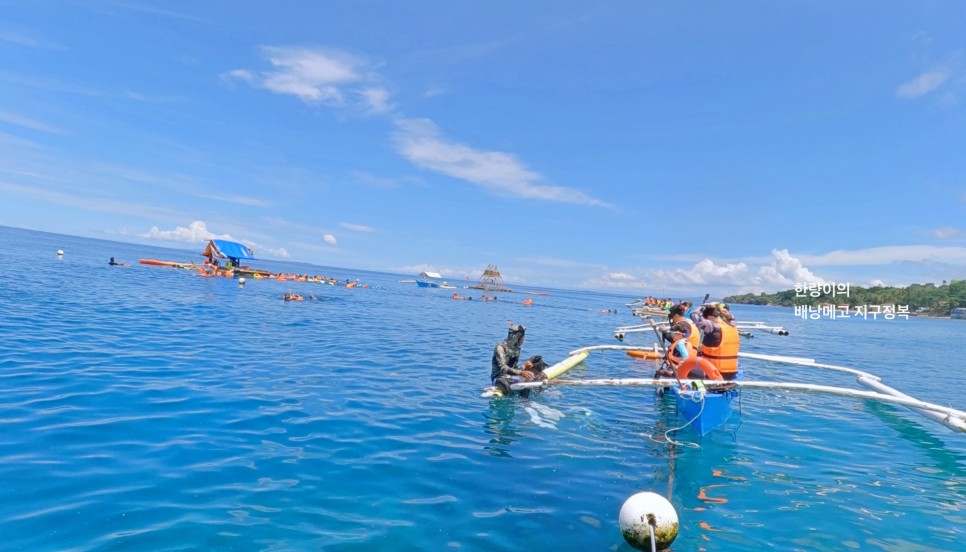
[1,225,963,551]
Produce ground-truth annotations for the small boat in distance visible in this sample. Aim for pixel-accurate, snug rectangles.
[416,271,456,289]
[139,259,196,269]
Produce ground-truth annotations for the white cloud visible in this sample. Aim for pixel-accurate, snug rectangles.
[520,256,604,269]
[340,222,374,232]
[142,220,233,242]
[580,272,646,290]
[223,69,255,83]
[199,192,272,208]
[359,87,392,114]
[933,227,961,239]
[391,117,610,207]
[646,249,829,294]
[323,234,337,245]
[0,30,61,49]
[260,246,290,258]
[140,220,290,259]
[0,111,66,134]
[897,69,950,99]
[423,85,447,98]
[349,170,404,189]
[224,46,385,110]
[795,245,966,266]
[754,249,829,287]
[0,180,184,219]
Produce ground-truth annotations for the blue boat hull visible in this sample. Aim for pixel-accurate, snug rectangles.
[416,280,440,288]
[667,385,738,435]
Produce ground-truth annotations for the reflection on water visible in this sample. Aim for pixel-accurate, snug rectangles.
[482,399,518,457]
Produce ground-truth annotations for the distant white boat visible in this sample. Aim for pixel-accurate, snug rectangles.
[416,271,456,289]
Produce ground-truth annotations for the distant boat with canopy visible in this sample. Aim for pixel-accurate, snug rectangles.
[416,271,456,289]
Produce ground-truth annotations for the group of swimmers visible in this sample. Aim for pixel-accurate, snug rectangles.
[452,293,535,305]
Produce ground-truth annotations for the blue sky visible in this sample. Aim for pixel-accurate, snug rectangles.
[2,1,965,295]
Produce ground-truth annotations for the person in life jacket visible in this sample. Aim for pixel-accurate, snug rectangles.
[662,304,701,350]
[656,323,695,378]
[690,304,740,379]
[490,325,533,395]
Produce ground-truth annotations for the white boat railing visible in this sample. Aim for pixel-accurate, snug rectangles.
[615,321,789,338]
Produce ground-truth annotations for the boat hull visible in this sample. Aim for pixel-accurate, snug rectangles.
[416,280,439,288]
[667,385,738,435]
[139,259,196,269]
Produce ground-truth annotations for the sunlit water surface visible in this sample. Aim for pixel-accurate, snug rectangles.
[1,227,963,551]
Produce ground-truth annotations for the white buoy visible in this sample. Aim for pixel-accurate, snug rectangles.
[56,249,64,256]
[238,277,246,286]
[619,492,678,551]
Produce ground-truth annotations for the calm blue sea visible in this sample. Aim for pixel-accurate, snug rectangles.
[1,226,963,551]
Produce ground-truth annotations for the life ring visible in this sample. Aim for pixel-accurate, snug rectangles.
[676,357,724,381]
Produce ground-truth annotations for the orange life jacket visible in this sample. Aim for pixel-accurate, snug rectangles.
[665,340,697,368]
[684,319,700,349]
[700,320,740,378]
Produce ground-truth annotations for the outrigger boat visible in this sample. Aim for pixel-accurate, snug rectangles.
[502,344,966,435]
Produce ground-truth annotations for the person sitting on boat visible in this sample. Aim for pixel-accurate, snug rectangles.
[662,304,700,350]
[690,304,741,380]
[662,324,695,375]
[490,325,533,395]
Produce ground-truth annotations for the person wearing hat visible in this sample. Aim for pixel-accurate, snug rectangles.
[490,324,534,395]
[662,304,701,350]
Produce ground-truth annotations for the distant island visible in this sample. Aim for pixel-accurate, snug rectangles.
[725,280,966,316]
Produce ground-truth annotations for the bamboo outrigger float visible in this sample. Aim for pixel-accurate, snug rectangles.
[507,345,966,434]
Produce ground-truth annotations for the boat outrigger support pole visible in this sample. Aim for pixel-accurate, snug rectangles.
[560,347,966,433]
[547,378,966,432]
[738,352,966,432]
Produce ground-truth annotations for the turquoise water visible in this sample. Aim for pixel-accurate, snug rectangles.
[1,226,963,551]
